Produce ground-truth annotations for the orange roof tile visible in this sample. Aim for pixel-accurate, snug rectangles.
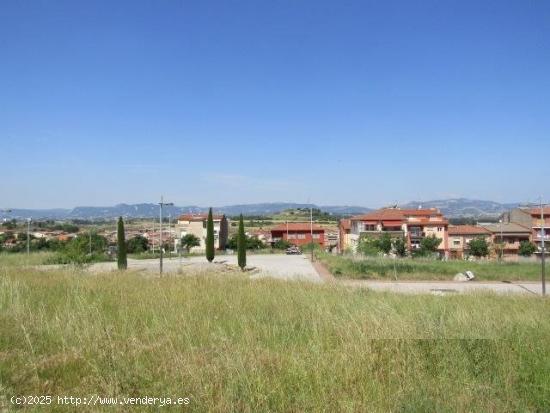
[528,207,550,216]
[448,225,491,235]
[339,219,351,230]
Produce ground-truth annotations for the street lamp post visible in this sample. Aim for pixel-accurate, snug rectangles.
[89,227,93,256]
[539,198,546,296]
[499,219,504,262]
[158,196,174,275]
[521,199,549,296]
[310,206,314,262]
[26,218,31,255]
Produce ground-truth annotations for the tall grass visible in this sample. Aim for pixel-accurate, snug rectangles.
[319,253,542,281]
[1,266,549,411]
[0,251,57,267]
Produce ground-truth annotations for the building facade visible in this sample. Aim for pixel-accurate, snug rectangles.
[175,213,229,252]
[448,225,492,259]
[528,207,550,257]
[270,222,325,248]
[338,219,352,253]
[345,207,449,256]
[480,222,531,260]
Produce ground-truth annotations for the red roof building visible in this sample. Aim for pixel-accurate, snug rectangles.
[346,207,450,256]
[271,222,325,247]
[448,225,492,259]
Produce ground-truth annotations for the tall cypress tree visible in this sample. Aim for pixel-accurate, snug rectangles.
[237,214,246,270]
[206,207,215,262]
[117,216,127,270]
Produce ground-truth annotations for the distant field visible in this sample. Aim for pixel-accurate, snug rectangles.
[318,253,543,281]
[1,266,549,411]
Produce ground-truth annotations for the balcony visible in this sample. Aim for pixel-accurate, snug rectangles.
[359,230,404,237]
[534,234,550,240]
[409,231,425,238]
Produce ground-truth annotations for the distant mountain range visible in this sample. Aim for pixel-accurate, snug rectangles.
[0,199,520,221]
[400,198,520,218]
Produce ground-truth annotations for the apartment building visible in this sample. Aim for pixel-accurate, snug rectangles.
[338,219,352,253]
[345,207,449,256]
[480,222,531,259]
[528,207,550,256]
[448,225,492,259]
[270,223,325,248]
[175,213,229,252]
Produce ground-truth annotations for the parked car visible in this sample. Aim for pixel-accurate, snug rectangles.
[285,246,302,255]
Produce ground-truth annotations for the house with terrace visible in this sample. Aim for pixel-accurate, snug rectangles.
[448,225,492,259]
[344,207,449,257]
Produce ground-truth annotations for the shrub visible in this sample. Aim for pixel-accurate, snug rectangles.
[468,237,489,258]
[519,241,537,257]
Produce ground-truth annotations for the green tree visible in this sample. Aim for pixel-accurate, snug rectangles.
[1,219,17,230]
[237,214,246,270]
[273,239,292,250]
[218,215,228,250]
[181,233,201,253]
[117,217,127,270]
[57,234,107,264]
[375,233,393,254]
[357,235,380,256]
[246,236,265,250]
[228,234,265,250]
[393,237,407,257]
[468,237,489,258]
[127,235,149,254]
[518,241,537,257]
[205,208,215,262]
[415,235,442,257]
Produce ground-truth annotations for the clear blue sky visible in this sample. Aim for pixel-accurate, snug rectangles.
[1,0,549,208]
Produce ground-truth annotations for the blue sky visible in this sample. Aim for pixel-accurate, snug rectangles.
[1,0,549,208]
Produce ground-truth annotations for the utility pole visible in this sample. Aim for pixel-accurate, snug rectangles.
[168,213,172,254]
[310,205,314,262]
[158,196,174,275]
[89,227,93,255]
[26,218,31,255]
[540,197,546,296]
[499,219,504,262]
[520,199,549,296]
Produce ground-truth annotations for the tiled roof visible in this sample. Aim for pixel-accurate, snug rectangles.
[448,225,491,235]
[528,207,550,216]
[481,223,532,233]
[339,219,351,230]
[351,207,444,222]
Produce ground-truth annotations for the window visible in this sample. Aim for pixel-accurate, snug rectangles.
[297,234,306,239]
[288,234,296,239]
[453,240,460,245]
[312,234,320,239]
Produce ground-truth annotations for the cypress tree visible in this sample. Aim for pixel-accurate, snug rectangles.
[206,207,215,262]
[237,214,246,270]
[117,216,127,270]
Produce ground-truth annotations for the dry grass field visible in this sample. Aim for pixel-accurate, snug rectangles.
[1,256,549,411]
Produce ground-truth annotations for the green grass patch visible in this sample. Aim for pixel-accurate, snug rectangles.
[0,251,58,267]
[319,253,542,281]
[1,266,549,411]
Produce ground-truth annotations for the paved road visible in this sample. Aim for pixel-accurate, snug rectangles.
[86,255,543,295]
[88,254,322,282]
[340,279,543,295]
